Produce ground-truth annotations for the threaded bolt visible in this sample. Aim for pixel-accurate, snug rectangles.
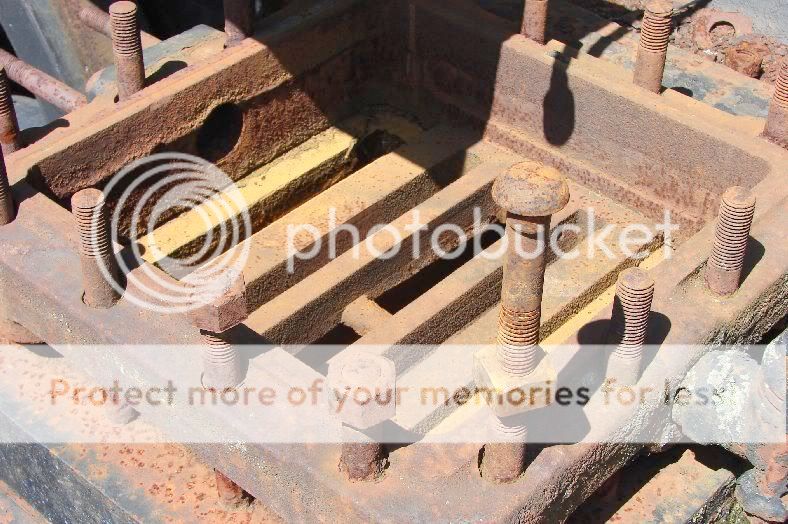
[607,268,655,360]
[224,0,254,48]
[339,424,389,482]
[480,415,528,483]
[633,0,673,93]
[80,5,161,48]
[497,306,541,375]
[71,189,121,308]
[492,162,570,377]
[521,0,549,44]
[764,57,788,148]
[0,148,14,225]
[705,186,756,296]
[0,68,20,155]
[200,330,243,391]
[110,1,145,101]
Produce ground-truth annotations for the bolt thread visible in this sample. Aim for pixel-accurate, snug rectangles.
[495,416,528,442]
[639,2,673,53]
[0,67,20,154]
[80,6,111,35]
[110,2,142,58]
[0,69,14,118]
[708,188,756,273]
[1,59,24,86]
[72,189,112,259]
[772,58,788,109]
[496,305,540,375]
[202,332,238,364]
[608,269,654,360]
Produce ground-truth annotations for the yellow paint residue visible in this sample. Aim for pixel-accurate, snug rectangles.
[138,112,424,265]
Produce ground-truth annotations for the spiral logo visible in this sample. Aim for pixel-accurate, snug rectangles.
[99,153,252,313]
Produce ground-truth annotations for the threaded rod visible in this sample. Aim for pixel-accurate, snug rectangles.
[705,186,756,296]
[110,1,145,100]
[633,0,673,93]
[764,58,788,147]
[0,68,20,155]
[200,330,243,390]
[72,189,120,308]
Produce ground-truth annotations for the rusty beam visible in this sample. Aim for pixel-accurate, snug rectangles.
[0,49,87,113]
[6,0,399,197]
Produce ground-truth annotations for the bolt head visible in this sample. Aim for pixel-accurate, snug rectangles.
[327,351,396,429]
[473,344,556,418]
[492,161,570,217]
[188,273,247,333]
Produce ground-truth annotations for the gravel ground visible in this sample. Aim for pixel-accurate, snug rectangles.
[570,0,787,84]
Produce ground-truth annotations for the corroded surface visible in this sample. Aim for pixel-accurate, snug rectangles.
[0,0,785,521]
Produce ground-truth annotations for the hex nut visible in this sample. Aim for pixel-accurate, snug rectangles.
[492,161,570,217]
[327,351,396,430]
[188,273,248,332]
[473,344,556,419]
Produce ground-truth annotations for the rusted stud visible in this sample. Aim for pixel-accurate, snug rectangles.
[493,162,569,377]
[215,469,251,506]
[327,352,395,482]
[521,0,549,44]
[633,0,673,93]
[224,0,254,48]
[478,161,569,483]
[79,4,161,48]
[71,189,121,308]
[0,148,14,225]
[339,425,389,482]
[0,68,21,155]
[188,273,248,391]
[605,267,655,384]
[607,268,655,359]
[480,416,528,483]
[705,186,756,296]
[0,49,87,113]
[199,330,243,390]
[764,57,788,148]
[110,1,146,101]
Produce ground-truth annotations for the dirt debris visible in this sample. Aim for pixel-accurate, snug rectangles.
[569,0,787,84]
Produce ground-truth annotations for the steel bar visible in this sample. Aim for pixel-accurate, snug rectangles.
[0,49,87,113]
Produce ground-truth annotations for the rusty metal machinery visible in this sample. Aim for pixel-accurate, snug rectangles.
[0,0,785,522]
